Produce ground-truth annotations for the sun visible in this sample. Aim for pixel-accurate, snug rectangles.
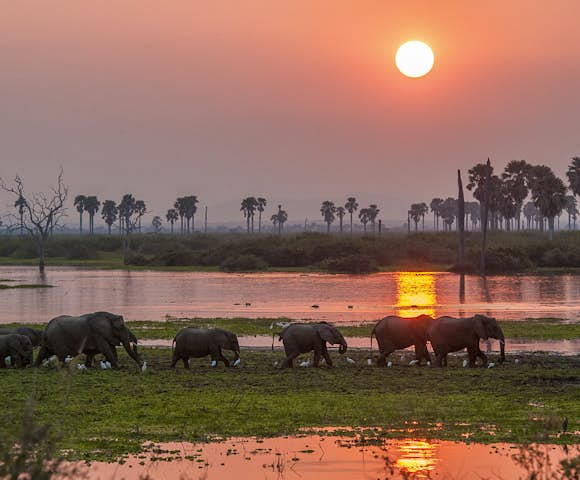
[395,41,434,78]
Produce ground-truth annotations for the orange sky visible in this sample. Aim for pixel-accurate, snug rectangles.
[1,1,579,223]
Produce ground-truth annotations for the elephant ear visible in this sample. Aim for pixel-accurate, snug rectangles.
[315,323,341,345]
[473,315,488,340]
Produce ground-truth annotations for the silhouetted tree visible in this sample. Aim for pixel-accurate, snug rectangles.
[174,197,186,234]
[566,156,580,199]
[345,197,358,233]
[367,204,380,233]
[13,195,27,236]
[134,200,147,233]
[73,195,86,234]
[1,169,68,272]
[320,201,336,233]
[183,195,198,233]
[467,162,495,231]
[440,197,458,232]
[101,200,118,235]
[152,216,162,233]
[528,165,567,240]
[409,203,423,232]
[358,208,370,233]
[256,197,267,233]
[502,160,530,229]
[430,198,443,231]
[166,208,178,234]
[271,204,288,234]
[564,195,578,230]
[84,195,100,234]
[523,201,539,229]
[336,206,345,233]
[241,197,257,233]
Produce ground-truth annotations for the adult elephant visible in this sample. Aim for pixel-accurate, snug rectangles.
[371,314,434,366]
[278,322,347,368]
[170,327,240,369]
[0,327,43,347]
[428,315,505,367]
[35,312,141,369]
[0,334,33,368]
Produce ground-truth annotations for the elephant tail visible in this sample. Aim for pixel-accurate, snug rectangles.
[171,337,176,354]
[271,332,275,351]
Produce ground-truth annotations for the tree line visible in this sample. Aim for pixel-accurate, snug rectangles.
[409,157,580,240]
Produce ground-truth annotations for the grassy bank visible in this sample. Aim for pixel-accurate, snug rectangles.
[0,348,578,461]
[4,231,580,273]
[3,317,579,341]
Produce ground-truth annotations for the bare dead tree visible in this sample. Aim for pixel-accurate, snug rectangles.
[0,169,68,273]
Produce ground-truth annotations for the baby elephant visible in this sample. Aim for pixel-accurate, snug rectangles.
[0,334,33,368]
[279,322,347,368]
[0,327,43,347]
[171,327,240,369]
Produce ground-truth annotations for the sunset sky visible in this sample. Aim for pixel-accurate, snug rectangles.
[1,1,579,224]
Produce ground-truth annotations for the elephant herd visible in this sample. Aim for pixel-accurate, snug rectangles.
[0,312,505,371]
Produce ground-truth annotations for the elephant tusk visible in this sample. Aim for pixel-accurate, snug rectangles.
[499,339,505,345]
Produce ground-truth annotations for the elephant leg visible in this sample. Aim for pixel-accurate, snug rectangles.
[416,343,431,364]
[85,354,94,368]
[94,338,119,369]
[282,351,299,368]
[13,354,22,368]
[434,350,446,367]
[377,341,394,367]
[217,348,230,367]
[183,357,190,369]
[0,357,6,368]
[313,349,321,367]
[476,348,488,367]
[321,345,333,367]
[35,346,51,367]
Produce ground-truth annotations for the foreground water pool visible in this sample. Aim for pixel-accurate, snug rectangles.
[82,434,577,480]
[2,267,580,323]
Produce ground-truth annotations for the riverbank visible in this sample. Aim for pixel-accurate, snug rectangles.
[3,317,579,341]
[1,348,578,462]
[4,231,580,273]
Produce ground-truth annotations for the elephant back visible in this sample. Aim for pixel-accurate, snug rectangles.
[43,315,91,352]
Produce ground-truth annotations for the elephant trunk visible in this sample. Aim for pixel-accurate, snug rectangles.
[338,343,347,354]
[122,336,141,367]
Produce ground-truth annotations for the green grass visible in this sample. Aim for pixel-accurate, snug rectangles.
[0,284,53,289]
[0,348,578,461]
[3,317,579,341]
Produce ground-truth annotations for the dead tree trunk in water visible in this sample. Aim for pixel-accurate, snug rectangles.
[457,169,465,267]
[480,158,492,275]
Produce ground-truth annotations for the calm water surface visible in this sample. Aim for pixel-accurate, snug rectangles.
[83,435,576,480]
[2,266,580,323]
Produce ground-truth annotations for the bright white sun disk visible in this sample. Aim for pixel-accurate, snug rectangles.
[395,41,434,78]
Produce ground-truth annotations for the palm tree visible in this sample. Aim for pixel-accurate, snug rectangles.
[566,156,580,199]
[430,198,443,231]
[134,200,147,232]
[73,195,87,234]
[336,206,346,233]
[528,165,567,240]
[101,200,118,235]
[467,162,495,231]
[271,204,288,234]
[440,197,458,232]
[84,195,100,234]
[409,203,422,232]
[344,197,358,233]
[498,182,517,231]
[358,208,370,233]
[564,195,578,230]
[467,202,480,230]
[183,195,198,233]
[418,202,428,231]
[14,195,27,236]
[367,204,380,233]
[174,197,186,234]
[166,208,178,234]
[320,201,336,233]
[118,194,136,234]
[502,160,530,230]
[240,197,257,233]
[152,216,162,233]
[256,197,267,233]
[523,201,538,229]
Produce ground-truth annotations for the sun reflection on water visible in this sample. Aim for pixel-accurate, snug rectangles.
[396,272,437,317]
[395,439,438,477]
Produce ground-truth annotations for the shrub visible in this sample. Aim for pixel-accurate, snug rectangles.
[323,254,378,274]
[152,249,198,266]
[220,254,268,272]
[64,244,97,260]
[484,247,534,272]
